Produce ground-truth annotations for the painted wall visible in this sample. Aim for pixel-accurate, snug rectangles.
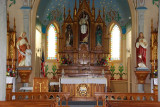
[7,0,24,38]
[143,0,158,93]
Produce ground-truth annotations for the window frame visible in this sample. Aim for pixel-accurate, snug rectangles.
[109,21,122,63]
[45,21,59,62]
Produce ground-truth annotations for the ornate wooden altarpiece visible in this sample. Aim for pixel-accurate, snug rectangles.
[7,13,17,70]
[57,0,110,100]
[150,19,158,78]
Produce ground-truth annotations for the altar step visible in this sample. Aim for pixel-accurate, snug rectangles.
[60,101,103,107]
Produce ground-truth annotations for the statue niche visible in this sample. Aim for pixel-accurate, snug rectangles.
[65,24,73,47]
[96,25,102,46]
[79,12,90,45]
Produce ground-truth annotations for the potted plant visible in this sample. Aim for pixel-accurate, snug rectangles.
[45,65,49,77]
[117,64,126,80]
[110,65,116,80]
[52,64,57,79]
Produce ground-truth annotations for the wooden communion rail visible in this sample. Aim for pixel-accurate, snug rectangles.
[2,90,159,107]
[95,92,158,107]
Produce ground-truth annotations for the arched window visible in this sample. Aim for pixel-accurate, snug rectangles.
[111,24,121,61]
[47,24,57,60]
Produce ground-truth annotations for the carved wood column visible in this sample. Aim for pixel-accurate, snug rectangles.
[0,0,7,101]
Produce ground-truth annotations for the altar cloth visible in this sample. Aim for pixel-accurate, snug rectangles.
[6,77,16,92]
[61,77,107,86]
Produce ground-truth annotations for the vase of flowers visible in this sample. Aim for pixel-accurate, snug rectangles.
[153,70,158,78]
[117,64,126,80]
[97,57,110,66]
[58,55,72,65]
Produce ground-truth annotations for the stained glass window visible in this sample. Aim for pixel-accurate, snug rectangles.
[47,24,57,60]
[111,25,121,61]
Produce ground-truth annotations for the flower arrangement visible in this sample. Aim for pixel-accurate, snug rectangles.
[97,57,110,66]
[58,55,72,65]
[153,70,158,78]
[116,64,126,80]
[6,68,17,77]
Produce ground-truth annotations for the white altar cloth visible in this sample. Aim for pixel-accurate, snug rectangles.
[6,77,16,92]
[61,77,107,86]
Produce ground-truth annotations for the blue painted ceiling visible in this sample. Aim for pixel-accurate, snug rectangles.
[37,0,131,28]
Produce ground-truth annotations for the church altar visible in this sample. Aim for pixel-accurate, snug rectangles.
[61,76,107,101]
[55,0,111,101]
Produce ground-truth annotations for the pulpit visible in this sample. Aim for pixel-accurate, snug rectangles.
[33,78,49,92]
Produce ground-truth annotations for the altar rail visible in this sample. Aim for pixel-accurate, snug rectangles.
[95,92,158,107]
[6,91,70,107]
[0,101,58,107]
[6,91,158,107]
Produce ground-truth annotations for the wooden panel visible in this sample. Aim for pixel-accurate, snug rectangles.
[110,80,128,93]
[33,78,49,92]
[62,84,105,98]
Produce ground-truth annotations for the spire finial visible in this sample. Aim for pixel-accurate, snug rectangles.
[92,0,95,9]
[103,7,105,20]
[64,6,66,21]
[14,17,16,31]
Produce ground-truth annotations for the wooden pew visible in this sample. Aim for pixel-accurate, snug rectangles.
[107,101,160,107]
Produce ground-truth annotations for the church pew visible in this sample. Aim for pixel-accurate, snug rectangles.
[106,101,160,107]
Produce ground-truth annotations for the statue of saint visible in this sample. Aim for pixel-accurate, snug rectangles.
[96,25,102,46]
[65,25,73,46]
[16,32,29,66]
[20,45,32,66]
[136,32,148,68]
[79,14,89,43]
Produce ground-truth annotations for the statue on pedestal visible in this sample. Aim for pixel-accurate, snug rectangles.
[136,32,148,68]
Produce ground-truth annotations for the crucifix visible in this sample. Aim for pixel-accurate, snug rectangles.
[39,83,42,92]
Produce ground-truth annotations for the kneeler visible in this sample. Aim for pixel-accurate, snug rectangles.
[33,77,49,92]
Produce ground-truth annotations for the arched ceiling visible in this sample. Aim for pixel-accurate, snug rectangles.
[37,0,131,28]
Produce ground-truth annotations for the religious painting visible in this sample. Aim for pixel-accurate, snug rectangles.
[96,25,102,46]
[65,24,73,46]
[79,12,90,44]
